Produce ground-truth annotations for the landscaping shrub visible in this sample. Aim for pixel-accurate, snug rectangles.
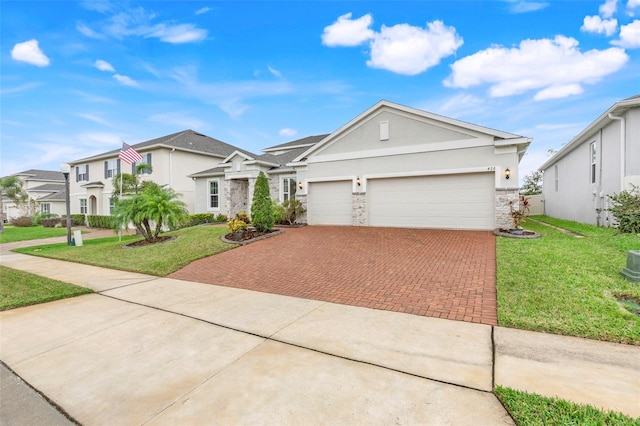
[234,211,250,224]
[186,213,216,227]
[61,214,85,226]
[87,215,114,229]
[282,199,305,225]
[33,213,57,226]
[608,185,640,233]
[272,201,286,224]
[228,218,248,233]
[10,216,34,227]
[41,217,61,228]
[214,213,227,222]
[250,172,274,232]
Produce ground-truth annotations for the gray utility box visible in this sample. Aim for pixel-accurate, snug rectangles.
[621,250,640,283]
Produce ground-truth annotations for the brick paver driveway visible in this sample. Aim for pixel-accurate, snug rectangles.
[169,226,497,325]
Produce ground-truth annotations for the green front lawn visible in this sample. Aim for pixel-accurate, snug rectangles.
[497,216,640,344]
[14,225,233,276]
[0,266,93,310]
[495,386,638,426]
[0,225,69,244]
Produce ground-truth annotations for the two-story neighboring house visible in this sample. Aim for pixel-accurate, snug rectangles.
[67,130,248,216]
[2,169,66,220]
[539,95,640,226]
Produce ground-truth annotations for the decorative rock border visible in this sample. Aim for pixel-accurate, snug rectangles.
[221,229,284,246]
[493,229,540,239]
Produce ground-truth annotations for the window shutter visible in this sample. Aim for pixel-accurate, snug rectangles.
[117,159,121,174]
[104,161,108,178]
[86,165,89,181]
[132,162,136,174]
[147,153,152,172]
[76,166,79,182]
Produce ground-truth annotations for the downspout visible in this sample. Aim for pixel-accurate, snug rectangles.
[608,112,626,190]
[170,147,176,188]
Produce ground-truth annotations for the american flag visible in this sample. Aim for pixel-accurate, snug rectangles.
[119,142,143,164]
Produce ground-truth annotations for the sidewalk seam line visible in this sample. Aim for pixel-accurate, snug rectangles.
[99,293,494,395]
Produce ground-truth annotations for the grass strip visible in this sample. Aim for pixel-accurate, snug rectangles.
[0,226,69,244]
[0,266,93,311]
[13,225,234,276]
[495,386,639,426]
[497,217,640,344]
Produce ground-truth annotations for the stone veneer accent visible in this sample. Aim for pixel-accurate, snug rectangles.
[495,188,519,229]
[352,192,366,226]
[296,194,308,224]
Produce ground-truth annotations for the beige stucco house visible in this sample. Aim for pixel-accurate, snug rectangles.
[539,95,640,226]
[67,130,248,216]
[192,100,531,230]
[1,169,66,220]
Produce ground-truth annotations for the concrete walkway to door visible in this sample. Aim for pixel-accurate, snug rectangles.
[170,226,498,325]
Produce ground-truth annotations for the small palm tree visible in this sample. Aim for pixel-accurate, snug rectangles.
[0,176,25,233]
[112,183,188,243]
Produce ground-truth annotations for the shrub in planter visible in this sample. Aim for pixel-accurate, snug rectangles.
[234,211,250,224]
[10,216,34,227]
[282,199,305,225]
[509,195,530,229]
[250,172,274,232]
[608,185,640,233]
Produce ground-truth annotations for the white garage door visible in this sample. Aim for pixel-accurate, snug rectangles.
[307,180,352,225]
[367,173,494,230]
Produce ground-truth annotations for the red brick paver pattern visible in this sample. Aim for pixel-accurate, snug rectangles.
[169,226,497,325]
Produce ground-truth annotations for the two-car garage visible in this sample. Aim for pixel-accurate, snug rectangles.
[306,172,496,230]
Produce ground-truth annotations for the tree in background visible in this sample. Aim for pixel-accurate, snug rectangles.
[0,176,25,233]
[520,171,543,196]
[250,171,274,232]
[111,163,153,199]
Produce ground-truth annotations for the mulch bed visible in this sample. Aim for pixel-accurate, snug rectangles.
[494,228,540,239]
[123,235,176,248]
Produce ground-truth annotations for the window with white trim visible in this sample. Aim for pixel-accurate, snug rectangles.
[282,177,297,202]
[40,203,51,214]
[132,153,152,175]
[590,141,596,184]
[80,198,88,214]
[554,165,559,192]
[208,179,220,210]
[105,159,120,178]
[76,164,89,182]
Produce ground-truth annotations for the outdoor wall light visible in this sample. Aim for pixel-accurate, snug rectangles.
[356,177,361,186]
[505,167,511,180]
[298,181,303,190]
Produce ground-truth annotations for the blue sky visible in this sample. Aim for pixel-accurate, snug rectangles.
[2,0,639,182]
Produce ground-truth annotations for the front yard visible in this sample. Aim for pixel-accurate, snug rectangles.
[497,216,640,345]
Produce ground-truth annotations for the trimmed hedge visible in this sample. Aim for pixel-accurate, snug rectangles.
[87,215,114,229]
[61,215,85,226]
[42,217,62,228]
[10,216,34,227]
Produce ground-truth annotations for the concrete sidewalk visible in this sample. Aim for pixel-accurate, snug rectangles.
[1,247,639,423]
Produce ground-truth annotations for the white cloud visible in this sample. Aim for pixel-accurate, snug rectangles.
[279,128,297,137]
[321,13,375,47]
[629,0,640,8]
[76,113,111,126]
[76,22,104,39]
[268,65,283,79]
[444,35,628,100]
[600,0,618,18]
[148,112,204,129]
[0,82,43,96]
[367,21,463,75]
[94,59,115,72]
[195,7,212,15]
[581,15,618,35]
[146,23,207,44]
[506,1,549,13]
[11,39,50,67]
[113,74,138,87]
[612,19,640,47]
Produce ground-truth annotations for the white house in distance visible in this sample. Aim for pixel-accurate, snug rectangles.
[191,100,531,230]
[539,95,640,226]
[67,130,251,216]
[1,169,66,220]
